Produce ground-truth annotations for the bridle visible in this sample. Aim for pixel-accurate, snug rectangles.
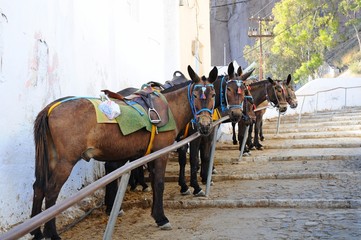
[265,81,286,108]
[219,76,245,112]
[187,82,215,123]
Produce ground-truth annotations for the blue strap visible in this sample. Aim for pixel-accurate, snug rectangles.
[59,96,99,103]
[124,100,144,116]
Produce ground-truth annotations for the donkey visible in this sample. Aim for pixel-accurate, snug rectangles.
[30,65,218,239]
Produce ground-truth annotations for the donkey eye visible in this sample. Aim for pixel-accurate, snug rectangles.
[227,87,232,91]
[212,93,216,98]
[193,94,198,98]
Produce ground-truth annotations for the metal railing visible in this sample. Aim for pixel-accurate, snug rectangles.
[0,116,229,240]
[297,86,361,125]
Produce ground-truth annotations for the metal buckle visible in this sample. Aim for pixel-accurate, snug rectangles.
[148,108,161,124]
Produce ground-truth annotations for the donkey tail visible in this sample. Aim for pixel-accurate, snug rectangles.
[33,106,52,190]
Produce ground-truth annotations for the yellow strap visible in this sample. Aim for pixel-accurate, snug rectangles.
[212,109,221,121]
[183,122,190,138]
[145,124,157,155]
[48,101,62,116]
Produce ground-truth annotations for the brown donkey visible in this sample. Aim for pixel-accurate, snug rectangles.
[30,65,218,239]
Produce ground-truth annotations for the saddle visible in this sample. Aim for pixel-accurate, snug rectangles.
[102,86,169,127]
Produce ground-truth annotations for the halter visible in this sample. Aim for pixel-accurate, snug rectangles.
[187,82,215,123]
[265,81,286,108]
[285,84,294,103]
[243,95,254,119]
[219,76,244,112]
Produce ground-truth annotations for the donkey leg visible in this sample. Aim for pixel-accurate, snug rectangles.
[30,181,45,240]
[260,120,264,141]
[232,122,238,145]
[136,166,149,192]
[254,118,263,150]
[129,169,137,191]
[237,121,245,152]
[148,156,171,229]
[177,144,190,195]
[248,123,255,150]
[43,162,74,240]
[200,134,213,185]
[104,162,120,214]
[189,139,203,196]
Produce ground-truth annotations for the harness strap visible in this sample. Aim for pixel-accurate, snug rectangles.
[145,124,157,155]
[48,101,62,116]
[48,96,98,116]
[183,122,190,139]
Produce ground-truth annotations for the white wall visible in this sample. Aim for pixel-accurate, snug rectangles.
[0,0,179,231]
[264,77,361,119]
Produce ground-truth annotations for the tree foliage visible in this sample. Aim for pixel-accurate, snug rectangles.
[339,0,361,52]
[243,0,341,84]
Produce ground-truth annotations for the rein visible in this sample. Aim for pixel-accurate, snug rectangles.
[187,82,215,123]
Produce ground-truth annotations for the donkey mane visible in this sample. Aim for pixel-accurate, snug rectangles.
[161,80,192,94]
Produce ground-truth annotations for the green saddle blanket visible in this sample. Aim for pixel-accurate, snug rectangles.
[88,97,176,136]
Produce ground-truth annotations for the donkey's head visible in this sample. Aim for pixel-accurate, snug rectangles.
[284,74,298,109]
[220,62,246,123]
[188,65,217,135]
[267,77,288,113]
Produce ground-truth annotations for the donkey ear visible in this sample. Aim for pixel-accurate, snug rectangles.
[188,65,200,83]
[227,62,235,79]
[208,66,218,83]
[241,68,254,81]
[237,66,243,77]
[286,74,292,85]
[267,77,275,85]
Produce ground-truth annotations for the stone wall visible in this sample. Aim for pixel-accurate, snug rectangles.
[210,0,278,67]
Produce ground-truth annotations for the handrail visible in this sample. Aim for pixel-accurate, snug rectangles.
[0,116,229,240]
[296,85,361,125]
[296,85,361,97]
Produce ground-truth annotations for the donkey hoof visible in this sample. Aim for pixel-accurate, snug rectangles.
[159,222,172,230]
[194,190,205,197]
[142,186,151,192]
[181,189,191,195]
[212,168,218,174]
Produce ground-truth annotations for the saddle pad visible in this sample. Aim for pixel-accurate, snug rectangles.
[88,98,176,135]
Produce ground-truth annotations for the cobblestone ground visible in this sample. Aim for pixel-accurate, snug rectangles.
[51,108,361,239]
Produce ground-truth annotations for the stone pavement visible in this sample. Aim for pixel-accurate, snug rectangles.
[59,107,361,240]
[150,107,361,239]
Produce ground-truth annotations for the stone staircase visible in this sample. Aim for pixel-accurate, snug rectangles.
[61,107,361,239]
[163,107,361,205]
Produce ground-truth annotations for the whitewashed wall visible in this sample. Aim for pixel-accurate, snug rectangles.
[0,0,179,231]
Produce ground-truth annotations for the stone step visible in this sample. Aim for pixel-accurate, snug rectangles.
[265,109,361,122]
[263,130,361,140]
[212,144,361,162]
[217,138,361,149]
[265,115,361,125]
[220,129,361,142]
[262,124,361,134]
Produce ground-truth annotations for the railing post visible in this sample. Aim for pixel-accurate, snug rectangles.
[103,161,131,240]
[238,125,250,161]
[345,88,347,108]
[205,124,219,197]
[298,96,306,126]
[276,111,281,135]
